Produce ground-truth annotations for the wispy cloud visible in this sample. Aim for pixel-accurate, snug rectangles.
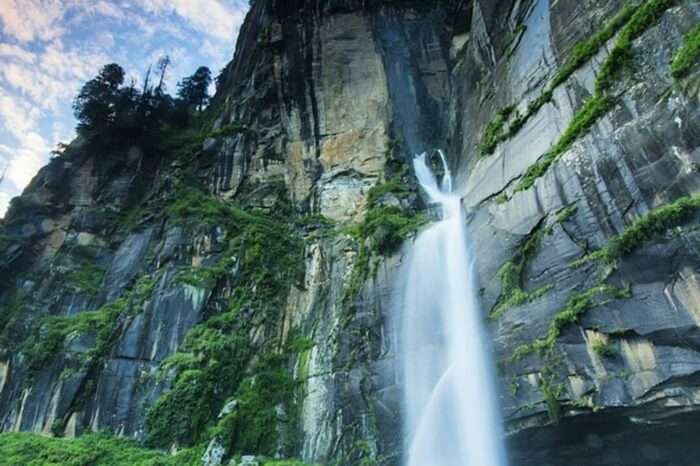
[0,0,65,43]
[138,0,247,41]
[0,0,249,217]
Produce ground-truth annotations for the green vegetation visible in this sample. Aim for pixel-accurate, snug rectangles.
[539,378,566,423]
[146,191,304,456]
[550,3,636,89]
[73,62,213,146]
[582,194,700,264]
[21,273,158,380]
[0,432,316,466]
[592,339,616,358]
[509,284,631,363]
[212,362,297,455]
[478,105,515,157]
[514,94,612,193]
[343,174,426,302]
[65,263,106,296]
[595,0,676,93]
[207,121,249,139]
[477,3,635,157]
[484,0,676,195]
[490,205,578,319]
[489,224,553,320]
[0,432,203,466]
[671,22,700,79]
[513,0,675,192]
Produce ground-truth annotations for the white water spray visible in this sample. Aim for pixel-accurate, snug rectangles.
[398,151,509,466]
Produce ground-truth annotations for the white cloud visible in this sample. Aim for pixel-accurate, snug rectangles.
[0,0,250,218]
[5,132,49,189]
[0,190,12,218]
[139,0,247,41]
[0,0,65,43]
[0,90,41,138]
[0,43,36,62]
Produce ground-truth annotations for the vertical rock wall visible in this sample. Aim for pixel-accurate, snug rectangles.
[0,0,699,465]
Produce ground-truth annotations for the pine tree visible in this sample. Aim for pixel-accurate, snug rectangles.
[177,66,212,111]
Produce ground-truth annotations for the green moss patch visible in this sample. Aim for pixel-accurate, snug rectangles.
[514,94,613,193]
[147,193,304,455]
[509,284,631,363]
[0,432,204,466]
[489,225,553,320]
[582,194,700,264]
[21,273,158,381]
[343,175,426,303]
[502,0,675,194]
[490,205,578,320]
[671,22,700,79]
[477,3,635,158]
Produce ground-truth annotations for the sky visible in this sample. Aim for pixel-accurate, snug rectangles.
[0,0,250,217]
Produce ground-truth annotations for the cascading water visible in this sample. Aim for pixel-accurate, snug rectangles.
[397,151,509,466]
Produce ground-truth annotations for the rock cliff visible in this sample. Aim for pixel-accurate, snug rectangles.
[0,0,699,465]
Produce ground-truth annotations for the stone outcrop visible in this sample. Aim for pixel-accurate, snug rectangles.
[0,0,699,465]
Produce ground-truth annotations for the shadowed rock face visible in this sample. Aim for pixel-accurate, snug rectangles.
[0,0,699,465]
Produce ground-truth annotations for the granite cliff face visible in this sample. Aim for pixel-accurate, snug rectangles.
[0,0,699,465]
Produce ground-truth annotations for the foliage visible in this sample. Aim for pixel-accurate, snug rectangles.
[73,63,126,131]
[489,226,553,320]
[671,22,700,79]
[64,263,106,296]
[550,3,636,88]
[72,61,210,148]
[212,361,297,455]
[208,121,249,139]
[147,192,304,453]
[514,94,612,192]
[477,2,635,158]
[490,0,675,195]
[592,339,616,358]
[20,274,157,380]
[0,432,204,466]
[595,0,675,93]
[584,194,700,263]
[478,105,515,157]
[177,66,213,111]
[509,284,631,363]
[490,205,578,319]
[343,173,426,302]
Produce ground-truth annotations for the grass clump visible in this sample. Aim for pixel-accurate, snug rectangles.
[491,205,579,319]
[211,362,297,456]
[207,121,249,139]
[583,194,700,264]
[343,173,426,302]
[509,284,631,363]
[510,0,675,193]
[489,225,553,320]
[147,197,304,454]
[551,3,636,89]
[596,0,676,93]
[0,432,204,466]
[477,3,635,158]
[514,94,612,193]
[671,22,700,79]
[64,263,106,296]
[478,105,515,157]
[592,339,616,358]
[21,273,158,380]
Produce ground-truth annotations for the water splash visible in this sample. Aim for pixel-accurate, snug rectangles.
[397,151,508,466]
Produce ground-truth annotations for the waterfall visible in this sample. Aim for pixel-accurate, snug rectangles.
[397,151,509,466]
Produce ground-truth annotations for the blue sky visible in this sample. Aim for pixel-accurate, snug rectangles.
[0,0,250,216]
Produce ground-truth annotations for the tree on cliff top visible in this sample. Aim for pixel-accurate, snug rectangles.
[177,66,212,111]
[73,63,125,131]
